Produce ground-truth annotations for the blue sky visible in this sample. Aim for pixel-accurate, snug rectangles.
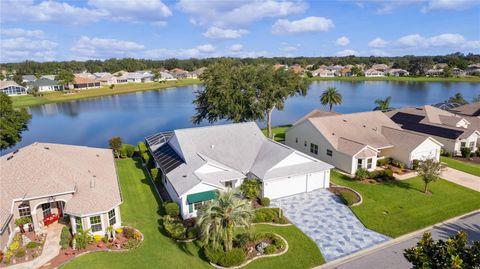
[0,0,479,63]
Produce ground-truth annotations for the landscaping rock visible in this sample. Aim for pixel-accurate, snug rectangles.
[22,235,31,246]
[256,242,269,253]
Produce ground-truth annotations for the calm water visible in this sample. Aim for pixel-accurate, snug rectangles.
[4,81,480,154]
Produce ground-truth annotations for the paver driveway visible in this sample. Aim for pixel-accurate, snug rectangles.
[271,189,390,261]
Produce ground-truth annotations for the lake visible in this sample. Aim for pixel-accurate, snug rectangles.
[4,81,480,154]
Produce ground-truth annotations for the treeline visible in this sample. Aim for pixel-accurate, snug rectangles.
[1,52,479,76]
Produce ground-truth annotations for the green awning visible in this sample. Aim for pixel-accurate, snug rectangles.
[187,190,218,204]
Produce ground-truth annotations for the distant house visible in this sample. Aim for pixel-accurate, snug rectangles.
[22,75,37,84]
[449,102,480,118]
[145,122,332,218]
[426,69,444,77]
[326,65,343,72]
[123,72,143,83]
[170,68,190,79]
[0,143,123,252]
[387,69,409,77]
[312,68,335,77]
[371,64,389,72]
[452,68,465,77]
[191,67,207,78]
[159,72,176,81]
[0,81,27,96]
[273,64,288,71]
[28,78,64,92]
[94,73,118,85]
[285,110,442,174]
[466,64,480,75]
[290,64,304,74]
[364,68,385,77]
[386,105,480,156]
[73,75,100,89]
[41,75,56,80]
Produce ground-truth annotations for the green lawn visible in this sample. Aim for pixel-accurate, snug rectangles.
[440,156,480,177]
[330,171,480,238]
[310,76,480,83]
[62,158,324,269]
[12,79,201,108]
[261,125,291,142]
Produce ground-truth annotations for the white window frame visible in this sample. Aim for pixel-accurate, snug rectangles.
[90,215,102,232]
[75,217,83,231]
[357,159,363,169]
[18,202,31,218]
[108,209,116,226]
[367,158,373,169]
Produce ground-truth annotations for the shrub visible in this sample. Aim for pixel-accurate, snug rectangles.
[412,159,420,170]
[260,197,270,207]
[234,233,251,248]
[119,147,127,158]
[444,151,452,157]
[150,168,159,181]
[339,191,357,206]
[115,228,123,234]
[355,168,371,180]
[59,227,71,249]
[123,239,140,249]
[392,160,406,169]
[461,147,472,158]
[204,247,246,267]
[254,208,287,224]
[142,152,150,163]
[163,216,186,240]
[264,245,277,255]
[186,227,198,239]
[93,234,103,242]
[373,169,394,181]
[138,142,147,154]
[164,202,180,217]
[15,248,25,258]
[123,227,135,239]
[476,150,480,157]
[240,178,261,199]
[9,241,19,252]
[123,144,136,157]
[376,158,390,167]
[272,237,286,250]
[15,217,32,226]
[252,232,276,242]
[26,241,37,249]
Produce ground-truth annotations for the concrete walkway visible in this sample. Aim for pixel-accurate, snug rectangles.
[272,189,390,262]
[7,223,63,269]
[441,167,480,192]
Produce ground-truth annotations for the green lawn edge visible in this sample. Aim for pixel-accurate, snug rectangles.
[330,170,480,238]
[440,156,480,177]
[61,158,325,269]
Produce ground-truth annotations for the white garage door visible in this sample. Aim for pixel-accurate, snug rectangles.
[263,175,307,199]
[306,171,328,191]
[412,149,437,161]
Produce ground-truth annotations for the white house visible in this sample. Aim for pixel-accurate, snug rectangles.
[387,69,409,77]
[28,78,64,92]
[159,72,176,81]
[285,110,442,175]
[0,143,123,251]
[386,105,480,155]
[365,68,385,77]
[145,122,333,219]
[312,68,335,77]
[0,81,27,96]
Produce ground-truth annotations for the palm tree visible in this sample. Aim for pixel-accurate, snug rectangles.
[196,190,254,251]
[374,96,392,111]
[320,87,342,112]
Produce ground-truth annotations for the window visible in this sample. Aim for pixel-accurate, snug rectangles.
[108,209,116,226]
[367,158,373,169]
[326,149,333,157]
[295,137,298,143]
[194,202,204,211]
[90,216,102,232]
[460,142,466,148]
[75,217,83,230]
[225,181,233,188]
[18,202,31,218]
[310,143,318,154]
[469,142,475,149]
[357,159,363,169]
[41,203,51,218]
[304,141,307,147]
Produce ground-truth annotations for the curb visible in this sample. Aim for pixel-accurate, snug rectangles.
[317,208,480,269]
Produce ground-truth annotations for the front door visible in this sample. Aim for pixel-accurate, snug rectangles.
[41,203,51,218]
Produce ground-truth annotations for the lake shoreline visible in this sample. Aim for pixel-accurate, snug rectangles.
[11,76,480,108]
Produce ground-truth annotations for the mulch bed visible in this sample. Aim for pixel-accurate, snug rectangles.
[452,156,480,165]
[0,232,46,267]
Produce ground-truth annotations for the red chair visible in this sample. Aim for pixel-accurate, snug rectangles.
[44,213,59,226]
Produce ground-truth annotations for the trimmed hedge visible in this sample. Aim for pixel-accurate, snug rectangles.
[461,147,472,158]
[59,227,71,249]
[376,158,390,167]
[164,202,179,217]
[123,144,136,157]
[138,142,147,154]
[339,190,358,206]
[204,247,246,267]
[354,168,370,180]
[163,216,186,240]
[260,197,270,207]
[151,168,159,181]
[254,208,288,224]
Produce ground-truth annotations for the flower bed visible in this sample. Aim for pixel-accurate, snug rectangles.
[0,231,46,266]
[329,186,362,206]
[47,226,143,269]
[205,232,288,268]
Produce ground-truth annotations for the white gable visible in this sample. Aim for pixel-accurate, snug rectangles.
[195,162,228,174]
[271,152,312,169]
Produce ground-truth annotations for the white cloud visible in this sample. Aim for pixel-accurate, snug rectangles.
[0,36,58,62]
[177,0,308,27]
[394,33,468,48]
[196,44,216,52]
[88,0,172,22]
[144,44,217,59]
[421,0,480,12]
[0,0,108,25]
[272,16,334,34]
[1,37,57,50]
[71,36,144,58]
[368,37,388,48]
[229,44,244,52]
[0,28,44,38]
[336,36,350,46]
[397,34,428,47]
[151,21,167,27]
[203,27,248,39]
[369,49,389,56]
[428,33,465,46]
[279,46,298,52]
[336,49,358,56]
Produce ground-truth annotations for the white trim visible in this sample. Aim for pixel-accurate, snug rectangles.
[64,202,122,218]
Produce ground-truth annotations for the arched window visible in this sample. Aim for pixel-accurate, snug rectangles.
[18,202,31,218]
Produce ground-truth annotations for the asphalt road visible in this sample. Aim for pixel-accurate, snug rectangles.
[331,212,480,269]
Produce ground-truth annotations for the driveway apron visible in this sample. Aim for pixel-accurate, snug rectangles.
[271,189,390,261]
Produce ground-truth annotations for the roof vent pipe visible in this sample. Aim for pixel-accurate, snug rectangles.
[90,177,95,188]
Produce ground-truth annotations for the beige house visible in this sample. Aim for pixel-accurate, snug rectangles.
[386,105,480,155]
[285,110,442,174]
[1,143,122,251]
